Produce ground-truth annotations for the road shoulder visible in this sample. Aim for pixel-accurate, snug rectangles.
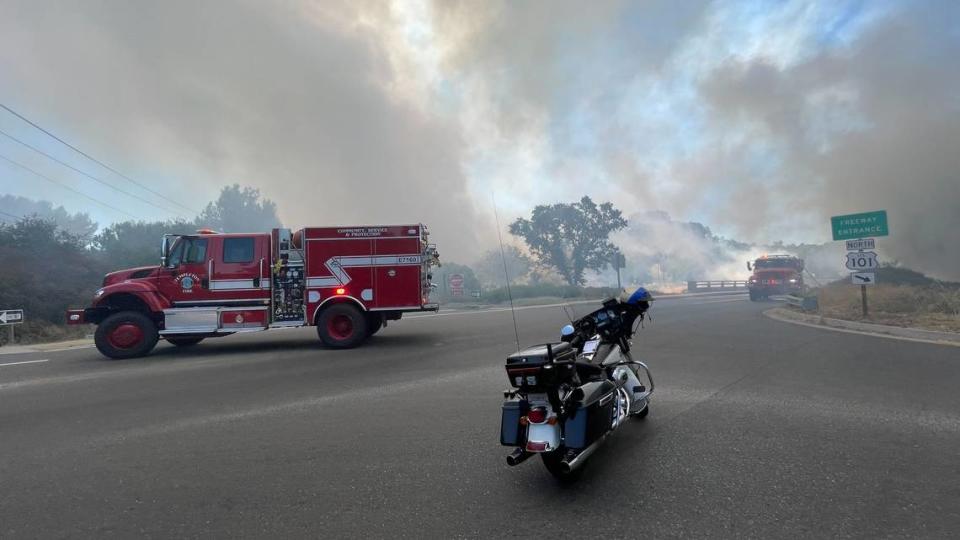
[764,307,960,348]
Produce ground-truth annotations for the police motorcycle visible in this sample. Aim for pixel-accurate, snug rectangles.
[500,288,655,479]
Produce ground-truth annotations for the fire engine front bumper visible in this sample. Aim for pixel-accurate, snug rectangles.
[66,307,109,325]
[748,284,801,295]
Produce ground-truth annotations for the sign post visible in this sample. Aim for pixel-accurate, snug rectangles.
[0,309,24,345]
[612,253,626,290]
[831,210,889,319]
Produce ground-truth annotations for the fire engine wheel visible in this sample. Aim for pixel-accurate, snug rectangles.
[317,304,369,348]
[749,290,759,301]
[166,337,204,347]
[95,311,159,359]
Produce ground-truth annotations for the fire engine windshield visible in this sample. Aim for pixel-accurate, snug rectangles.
[753,258,801,270]
[166,237,208,267]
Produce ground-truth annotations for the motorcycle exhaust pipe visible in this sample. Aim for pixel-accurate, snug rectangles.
[559,435,607,474]
[506,448,533,466]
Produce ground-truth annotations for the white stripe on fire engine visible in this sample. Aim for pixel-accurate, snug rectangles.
[305,255,421,288]
[209,279,271,291]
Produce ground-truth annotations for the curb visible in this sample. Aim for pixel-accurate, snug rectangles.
[764,307,960,348]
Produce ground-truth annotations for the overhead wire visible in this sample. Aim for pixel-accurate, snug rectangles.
[0,209,24,221]
[0,127,188,219]
[0,152,138,219]
[0,103,201,215]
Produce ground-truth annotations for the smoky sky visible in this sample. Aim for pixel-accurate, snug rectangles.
[1,1,957,278]
[0,0,485,259]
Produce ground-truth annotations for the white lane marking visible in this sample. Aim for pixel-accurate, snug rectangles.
[404,299,601,319]
[94,364,500,444]
[406,294,747,320]
[42,345,95,353]
[0,359,49,368]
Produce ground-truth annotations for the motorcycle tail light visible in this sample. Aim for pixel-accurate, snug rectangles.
[526,441,549,452]
[527,407,548,424]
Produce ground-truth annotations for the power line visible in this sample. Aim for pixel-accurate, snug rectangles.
[0,128,189,219]
[0,152,138,219]
[0,103,201,215]
[0,209,23,221]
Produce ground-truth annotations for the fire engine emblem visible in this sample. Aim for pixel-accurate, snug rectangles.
[175,272,201,293]
[235,314,244,324]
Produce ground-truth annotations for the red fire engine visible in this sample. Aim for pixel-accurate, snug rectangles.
[67,225,441,359]
[746,254,804,301]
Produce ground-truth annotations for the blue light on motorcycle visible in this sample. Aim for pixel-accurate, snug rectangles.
[561,324,575,336]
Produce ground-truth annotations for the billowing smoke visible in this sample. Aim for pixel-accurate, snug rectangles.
[431,1,960,280]
[2,1,956,279]
[0,1,485,260]
[697,4,960,280]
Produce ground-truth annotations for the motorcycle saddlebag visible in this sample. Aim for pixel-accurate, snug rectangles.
[505,342,577,390]
[563,380,616,449]
[500,400,523,446]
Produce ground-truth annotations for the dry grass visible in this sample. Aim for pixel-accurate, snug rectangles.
[815,283,960,333]
[0,320,91,346]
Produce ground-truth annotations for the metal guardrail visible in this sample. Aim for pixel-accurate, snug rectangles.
[686,280,747,292]
[783,294,819,311]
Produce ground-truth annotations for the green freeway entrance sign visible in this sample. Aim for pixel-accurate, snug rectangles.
[831,210,889,241]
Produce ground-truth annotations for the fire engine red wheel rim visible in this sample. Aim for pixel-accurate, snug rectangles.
[327,314,354,340]
[108,323,144,349]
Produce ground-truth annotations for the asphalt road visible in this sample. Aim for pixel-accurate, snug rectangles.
[1,294,959,539]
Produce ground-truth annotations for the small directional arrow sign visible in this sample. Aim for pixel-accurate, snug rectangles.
[851,272,876,285]
[0,309,24,325]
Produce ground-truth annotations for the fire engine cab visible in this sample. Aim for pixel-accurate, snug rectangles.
[746,254,804,301]
[68,225,441,359]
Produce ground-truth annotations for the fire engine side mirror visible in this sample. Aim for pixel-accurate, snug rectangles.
[746,261,752,271]
[161,236,170,267]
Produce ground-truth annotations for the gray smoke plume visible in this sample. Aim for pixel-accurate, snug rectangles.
[2,1,956,279]
[0,1,484,259]
[697,4,960,280]
[430,1,960,280]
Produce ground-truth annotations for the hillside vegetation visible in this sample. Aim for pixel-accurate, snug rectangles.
[814,267,960,332]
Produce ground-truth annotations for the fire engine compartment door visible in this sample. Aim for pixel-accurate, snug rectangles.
[208,235,271,298]
[372,237,421,309]
[161,306,268,335]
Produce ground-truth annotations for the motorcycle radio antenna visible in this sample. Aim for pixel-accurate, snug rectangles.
[492,193,521,352]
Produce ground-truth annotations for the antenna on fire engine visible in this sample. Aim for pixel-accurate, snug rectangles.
[492,193,521,352]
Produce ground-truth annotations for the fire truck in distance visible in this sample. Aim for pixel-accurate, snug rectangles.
[68,225,441,359]
[746,254,804,301]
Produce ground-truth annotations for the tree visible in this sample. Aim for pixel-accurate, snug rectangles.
[0,217,106,326]
[509,196,627,286]
[196,184,280,233]
[94,220,195,269]
[0,195,98,244]
[473,246,532,288]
